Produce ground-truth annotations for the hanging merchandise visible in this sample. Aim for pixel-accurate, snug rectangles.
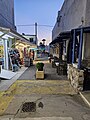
[9,49,21,72]
[0,45,4,58]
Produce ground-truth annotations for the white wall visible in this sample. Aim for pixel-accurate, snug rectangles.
[52,0,87,40]
[85,0,90,26]
[52,0,90,59]
[84,33,90,59]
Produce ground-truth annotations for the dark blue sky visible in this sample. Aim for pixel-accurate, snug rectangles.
[14,0,64,45]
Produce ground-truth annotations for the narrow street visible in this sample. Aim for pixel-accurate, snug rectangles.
[18,60,67,80]
[0,60,90,120]
[1,0,90,120]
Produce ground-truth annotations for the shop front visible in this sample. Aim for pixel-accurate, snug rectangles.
[50,26,90,91]
[0,27,37,79]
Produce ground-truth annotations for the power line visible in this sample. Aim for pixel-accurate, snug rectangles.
[16,24,53,28]
[38,25,53,27]
[17,24,34,26]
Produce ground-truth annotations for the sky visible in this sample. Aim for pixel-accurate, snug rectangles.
[14,0,64,45]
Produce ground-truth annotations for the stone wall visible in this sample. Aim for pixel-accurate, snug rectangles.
[68,64,84,92]
[0,0,15,30]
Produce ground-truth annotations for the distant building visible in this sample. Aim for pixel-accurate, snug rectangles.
[22,34,37,45]
[0,0,16,30]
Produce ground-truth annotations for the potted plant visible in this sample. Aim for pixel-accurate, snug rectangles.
[36,62,44,79]
[36,62,44,71]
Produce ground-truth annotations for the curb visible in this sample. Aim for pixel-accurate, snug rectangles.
[79,92,90,107]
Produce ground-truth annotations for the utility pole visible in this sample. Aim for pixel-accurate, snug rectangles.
[35,22,37,45]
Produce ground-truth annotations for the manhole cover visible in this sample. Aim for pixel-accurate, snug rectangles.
[21,102,36,112]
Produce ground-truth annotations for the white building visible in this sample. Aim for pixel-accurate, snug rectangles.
[50,0,90,91]
[0,0,36,79]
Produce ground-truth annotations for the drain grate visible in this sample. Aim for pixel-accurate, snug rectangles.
[21,102,36,112]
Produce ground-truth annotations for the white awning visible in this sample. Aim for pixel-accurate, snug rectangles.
[0,27,35,46]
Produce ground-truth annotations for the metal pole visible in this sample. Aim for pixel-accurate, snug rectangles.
[59,42,63,61]
[3,39,9,70]
[72,29,76,63]
[78,28,83,69]
[35,22,37,45]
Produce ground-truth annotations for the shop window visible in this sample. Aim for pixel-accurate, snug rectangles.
[29,38,33,42]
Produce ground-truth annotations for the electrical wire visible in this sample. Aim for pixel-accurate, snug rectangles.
[17,24,34,26]
[16,24,53,28]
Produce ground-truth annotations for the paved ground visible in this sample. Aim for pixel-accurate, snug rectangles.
[18,61,67,80]
[18,65,36,80]
[0,60,90,120]
[3,94,88,118]
[0,117,73,120]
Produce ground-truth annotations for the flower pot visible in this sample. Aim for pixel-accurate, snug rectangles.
[36,70,44,79]
[38,68,43,71]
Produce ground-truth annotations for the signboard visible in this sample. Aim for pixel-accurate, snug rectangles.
[0,45,4,58]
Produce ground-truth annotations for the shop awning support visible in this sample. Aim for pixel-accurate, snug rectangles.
[78,28,83,69]
[72,29,76,63]
[3,39,9,70]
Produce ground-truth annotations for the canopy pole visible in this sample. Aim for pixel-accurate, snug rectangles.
[72,30,76,63]
[3,39,9,70]
[78,28,83,69]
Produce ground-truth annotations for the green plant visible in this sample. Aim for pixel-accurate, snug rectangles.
[36,62,44,71]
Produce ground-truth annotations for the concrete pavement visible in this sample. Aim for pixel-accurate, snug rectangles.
[0,60,90,119]
[0,117,73,120]
[2,94,90,120]
[18,60,67,80]
[17,60,90,109]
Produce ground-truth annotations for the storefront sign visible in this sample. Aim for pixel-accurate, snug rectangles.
[0,45,4,58]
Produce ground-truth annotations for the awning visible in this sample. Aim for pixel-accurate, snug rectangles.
[50,31,71,45]
[71,26,90,34]
[29,48,38,51]
[50,26,90,45]
[0,27,35,46]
